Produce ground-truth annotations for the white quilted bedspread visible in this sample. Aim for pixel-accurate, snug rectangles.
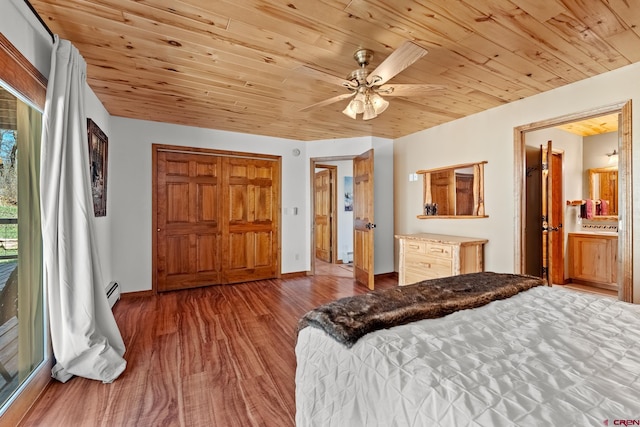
[295,286,640,426]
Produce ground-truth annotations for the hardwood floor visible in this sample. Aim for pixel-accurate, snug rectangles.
[313,258,353,278]
[20,274,397,426]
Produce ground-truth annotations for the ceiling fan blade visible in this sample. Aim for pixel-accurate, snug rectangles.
[366,41,428,86]
[378,83,446,96]
[295,65,356,88]
[300,93,355,112]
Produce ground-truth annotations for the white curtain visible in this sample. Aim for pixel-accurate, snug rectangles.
[40,36,126,383]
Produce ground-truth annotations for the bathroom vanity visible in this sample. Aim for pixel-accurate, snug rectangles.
[568,232,617,291]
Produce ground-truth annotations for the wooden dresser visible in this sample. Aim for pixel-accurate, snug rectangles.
[396,233,488,286]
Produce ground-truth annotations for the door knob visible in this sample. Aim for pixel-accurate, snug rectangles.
[366,223,377,229]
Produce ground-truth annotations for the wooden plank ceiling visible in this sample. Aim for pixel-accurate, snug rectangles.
[555,113,619,136]
[29,0,640,141]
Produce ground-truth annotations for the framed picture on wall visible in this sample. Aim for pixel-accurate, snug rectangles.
[87,118,108,217]
[344,176,353,211]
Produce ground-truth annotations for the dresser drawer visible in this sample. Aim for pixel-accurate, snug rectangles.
[403,241,453,257]
[404,256,452,281]
[424,242,453,259]
[403,240,427,254]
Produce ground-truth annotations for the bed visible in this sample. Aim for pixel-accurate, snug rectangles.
[295,273,640,426]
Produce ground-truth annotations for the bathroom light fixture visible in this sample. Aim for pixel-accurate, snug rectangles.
[607,149,619,164]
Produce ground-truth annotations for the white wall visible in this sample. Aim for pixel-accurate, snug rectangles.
[4,0,52,77]
[394,60,640,302]
[85,89,114,285]
[583,131,618,191]
[372,137,394,274]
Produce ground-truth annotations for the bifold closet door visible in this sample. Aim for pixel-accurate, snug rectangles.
[222,156,280,284]
[156,149,280,291]
[156,151,222,291]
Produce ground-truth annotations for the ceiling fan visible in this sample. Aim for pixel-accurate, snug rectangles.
[299,41,445,120]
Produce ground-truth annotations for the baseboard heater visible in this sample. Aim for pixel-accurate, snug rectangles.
[106,281,121,309]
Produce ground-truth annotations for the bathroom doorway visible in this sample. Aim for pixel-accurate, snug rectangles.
[514,101,633,302]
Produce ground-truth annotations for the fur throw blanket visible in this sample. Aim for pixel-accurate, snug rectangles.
[298,272,544,347]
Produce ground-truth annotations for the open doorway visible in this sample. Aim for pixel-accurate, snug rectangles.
[311,158,354,277]
[310,151,376,289]
[515,101,632,302]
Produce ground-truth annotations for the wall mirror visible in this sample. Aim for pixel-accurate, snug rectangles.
[588,167,618,218]
[417,161,488,218]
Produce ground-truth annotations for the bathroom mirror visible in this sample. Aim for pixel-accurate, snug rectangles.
[588,167,618,218]
[416,161,487,218]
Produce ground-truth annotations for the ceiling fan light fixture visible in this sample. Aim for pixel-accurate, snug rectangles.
[351,90,366,114]
[350,99,365,114]
[371,93,389,114]
[300,41,435,121]
[363,102,377,120]
[342,103,357,119]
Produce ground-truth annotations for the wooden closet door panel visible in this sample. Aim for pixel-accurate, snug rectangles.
[165,235,191,275]
[227,232,249,269]
[197,182,218,218]
[254,185,273,222]
[254,231,274,267]
[196,234,219,273]
[223,157,279,284]
[157,151,222,291]
[225,231,273,268]
[166,182,190,223]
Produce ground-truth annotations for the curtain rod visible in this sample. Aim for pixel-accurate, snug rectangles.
[23,0,55,43]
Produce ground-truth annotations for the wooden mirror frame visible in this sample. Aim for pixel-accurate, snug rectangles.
[416,161,488,219]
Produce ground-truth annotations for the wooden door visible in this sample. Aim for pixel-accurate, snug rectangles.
[550,152,564,285]
[223,157,280,284]
[157,151,222,291]
[524,146,543,277]
[430,170,454,215]
[598,170,618,215]
[455,173,474,215]
[353,149,375,290]
[540,141,553,285]
[314,169,332,262]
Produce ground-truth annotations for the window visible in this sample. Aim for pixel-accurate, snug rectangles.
[0,82,44,412]
[0,33,47,420]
